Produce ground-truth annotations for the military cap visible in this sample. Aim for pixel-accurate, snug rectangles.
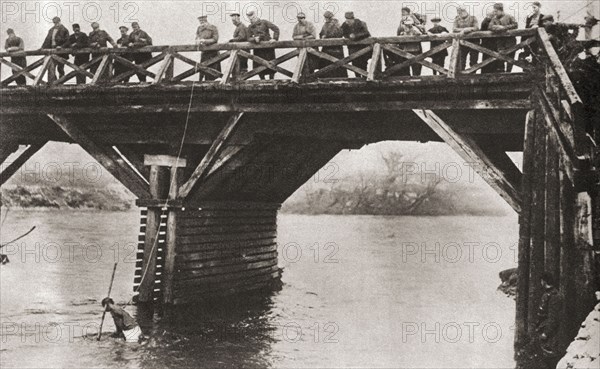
[246,10,256,17]
[6,28,14,34]
[52,16,61,22]
[323,11,334,18]
[119,26,128,31]
[72,23,80,29]
[532,1,541,7]
[131,21,139,26]
[493,3,504,10]
[431,16,442,22]
[344,11,354,19]
[198,15,208,20]
[401,7,411,13]
[297,12,306,18]
[230,12,240,17]
[541,14,554,22]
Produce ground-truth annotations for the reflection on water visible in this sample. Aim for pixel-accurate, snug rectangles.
[1,210,518,368]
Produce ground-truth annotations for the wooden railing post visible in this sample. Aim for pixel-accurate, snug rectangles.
[448,38,461,78]
[221,49,239,85]
[291,48,308,84]
[367,43,382,81]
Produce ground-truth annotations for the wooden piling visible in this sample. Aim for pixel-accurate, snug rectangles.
[515,110,535,351]
[138,165,170,303]
[545,134,561,280]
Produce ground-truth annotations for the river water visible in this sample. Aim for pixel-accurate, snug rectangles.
[1,210,518,368]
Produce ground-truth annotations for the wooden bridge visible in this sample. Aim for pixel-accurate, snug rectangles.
[0,28,598,364]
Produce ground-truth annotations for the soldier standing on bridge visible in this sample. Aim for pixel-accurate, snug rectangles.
[341,11,371,77]
[60,24,89,84]
[116,26,132,83]
[196,15,221,81]
[247,10,280,80]
[480,9,500,73]
[319,11,347,78]
[428,17,449,75]
[520,2,544,63]
[293,12,318,74]
[453,6,479,71]
[89,22,117,79]
[229,13,249,75]
[489,3,518,73]
[128,22,153,83]
[42,17,69,79]
[535,272,562,369]
[5,29,27,85]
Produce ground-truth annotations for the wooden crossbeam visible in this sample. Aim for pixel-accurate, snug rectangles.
[312,45,372,78]
[178,113,244,199]
[292,48,308,83]
[47,114,150,198]
[0,144,45,186]
[460,39,534,72]
[463,37,535,74]
[91,55,111,84]
[50,55,95,81]
[238,50,294,78]
[0,58,38,81]
[306,47,366,77]
[112,55,156,79]
[54,55,103,85]
[238,49,298,81]
[33,56,52,86]
[220,50,239,85]
[1,57,46,85]
[367,43,382,81]
[381,42,450,77]
[170,51,228,81]
[414,109,522,212]
[153,53,174,84]
[110,52,165,82]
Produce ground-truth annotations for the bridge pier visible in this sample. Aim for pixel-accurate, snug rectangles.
[134,155,281,305]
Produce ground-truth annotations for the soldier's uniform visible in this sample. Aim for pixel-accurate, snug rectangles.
[489,12,518,72]
[391,22,423,77]
[428,21,449,75]
[62,28,90,84]
[247,17,280,79]
[196,20,221,81]
[319,13,346,78]
[229,15,249,73]
[453,13,479,70]
[116,27,132,82]
[42,22,69,78]
[341,13,371,75]
[480,16,501,73]
[129,27,153,82]
[293,14,318,74]
[89,29,116,77]
[5,33,27,85]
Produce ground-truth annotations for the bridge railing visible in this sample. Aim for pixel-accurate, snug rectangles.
[0,29,539,87]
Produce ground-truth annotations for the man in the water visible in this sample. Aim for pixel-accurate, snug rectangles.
[101,297,142,342]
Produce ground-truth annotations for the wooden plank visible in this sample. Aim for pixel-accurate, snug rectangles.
[144,155,188,168]
[459,40,534,72]
[112,54,156,80]
[381,42,451,77]
[306,47,368,77]
[178,250,277,268]
[175,265,280,288]
[558,166,576,350]
[176,244,277,263]
[220,49,238,85]
[162,166,183,305]
[536,28,582,106]
[540,90,575,149]
[464,37,535,74]
[1,57,46,85]
[178,216,276,228]
[176,259,278,280]
[90,55,110,84]
[177,237,277,254]
[178,230,277,246]
[111,52,165,82]
[291,48,308,84]
[54,55,103,85]
[178,113,244,199]
[46,114,151,198]
[527,103,547,335]
[413,109,521,212]
[312,46,372,78]
[238,49,299,81]
[138,166,170,302]
[33,56,52,86]
[448,38,461,78]
[51,55,95,79]
[178,223,277,236]
[514,110,535,352]
[0,58,38,81]
[367,43,382,81]
[153,53,174,84]
[0,144,45,186]
[237,50,294,78]
[544,134,561,284]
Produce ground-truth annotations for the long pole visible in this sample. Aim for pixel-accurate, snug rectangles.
[97,262,118,341]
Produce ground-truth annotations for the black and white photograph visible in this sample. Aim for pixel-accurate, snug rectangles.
[1,1,599,368]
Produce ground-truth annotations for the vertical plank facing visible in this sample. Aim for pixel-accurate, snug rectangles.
[544,134,561,281]
[515,110,535,351]
[162,167,183,305]
[527,103,547,334]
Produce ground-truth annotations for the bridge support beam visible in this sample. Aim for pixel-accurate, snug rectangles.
[0,143,46,186]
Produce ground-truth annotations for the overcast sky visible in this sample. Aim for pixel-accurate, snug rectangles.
[2,1,598,48]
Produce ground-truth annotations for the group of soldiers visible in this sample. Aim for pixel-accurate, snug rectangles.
[3,2,585,84]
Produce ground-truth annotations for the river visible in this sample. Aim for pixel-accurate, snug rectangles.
[0,210,518,368]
